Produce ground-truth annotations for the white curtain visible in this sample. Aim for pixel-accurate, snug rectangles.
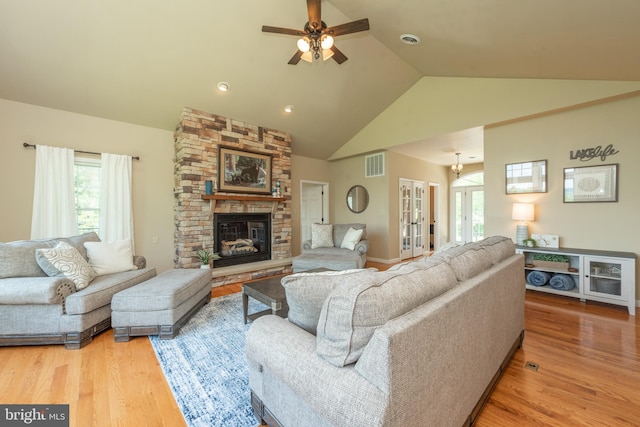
[99,153,134,250]
[31,145,78,239]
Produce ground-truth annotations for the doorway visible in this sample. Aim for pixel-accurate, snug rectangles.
[399,179,425,260]
[450,172,484,244]
[300,180,329,251]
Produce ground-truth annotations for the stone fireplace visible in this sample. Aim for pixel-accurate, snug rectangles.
[173,107,292,282]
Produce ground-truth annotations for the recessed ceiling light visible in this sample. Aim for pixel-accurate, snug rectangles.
[283,105,294,113]
[217,82,230,92]
[400,34,420,45]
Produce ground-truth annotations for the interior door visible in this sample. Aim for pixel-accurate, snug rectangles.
[400,179,425,260]
[300,181,329,250]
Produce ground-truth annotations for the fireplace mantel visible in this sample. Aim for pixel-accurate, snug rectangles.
[202,194,286,214]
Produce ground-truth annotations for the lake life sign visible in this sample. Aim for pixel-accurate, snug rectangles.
[570,144,619,162]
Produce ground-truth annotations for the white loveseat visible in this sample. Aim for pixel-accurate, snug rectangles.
[246,236,524,426]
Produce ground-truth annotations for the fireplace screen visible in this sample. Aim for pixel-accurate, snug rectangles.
[213,213,270,267]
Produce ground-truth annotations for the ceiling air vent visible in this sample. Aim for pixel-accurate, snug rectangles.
[400,34,421,45]
[365,153,385,178]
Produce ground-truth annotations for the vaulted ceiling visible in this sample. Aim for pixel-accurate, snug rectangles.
[1,1,638,163]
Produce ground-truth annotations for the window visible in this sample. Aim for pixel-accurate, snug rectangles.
[74,157,101,234]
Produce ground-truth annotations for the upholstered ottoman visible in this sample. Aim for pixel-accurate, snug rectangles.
[112,269,211,341]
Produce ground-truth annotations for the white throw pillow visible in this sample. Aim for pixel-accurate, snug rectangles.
[340,227,364,250]
[84,238,137,276]
[311,224,334,249]
[35,242,97,290]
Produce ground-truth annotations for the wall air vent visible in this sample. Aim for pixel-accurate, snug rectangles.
[365,153,385,177]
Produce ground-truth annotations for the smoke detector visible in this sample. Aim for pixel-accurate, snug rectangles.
[400,34,420,45]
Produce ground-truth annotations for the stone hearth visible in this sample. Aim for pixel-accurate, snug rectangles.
[173,107,292,282]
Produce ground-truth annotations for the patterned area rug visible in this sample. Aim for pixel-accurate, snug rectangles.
[149,293,267,427]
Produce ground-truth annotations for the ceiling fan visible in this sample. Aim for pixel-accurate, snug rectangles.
[262,0,369,65]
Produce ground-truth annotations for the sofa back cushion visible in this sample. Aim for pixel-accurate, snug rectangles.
[0,232,100,279]
[282,268,377,335]
[430,242,493,282]
[332,223,366,248]
[316,259,457,367]
[476,235,516,265]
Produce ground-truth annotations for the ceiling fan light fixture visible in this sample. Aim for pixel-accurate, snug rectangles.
[322,48,334,61]
[297,37,311,52]
[320,35,334,50]
[300,51,313,63]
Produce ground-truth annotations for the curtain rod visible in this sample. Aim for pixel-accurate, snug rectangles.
[22,143,140,160]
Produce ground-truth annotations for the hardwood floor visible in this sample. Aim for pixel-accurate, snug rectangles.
[1,273,638,426]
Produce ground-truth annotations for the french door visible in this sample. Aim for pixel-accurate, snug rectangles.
[400,179,425,260]
[451,185,484,244]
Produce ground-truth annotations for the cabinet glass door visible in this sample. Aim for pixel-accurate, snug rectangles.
[584,257,624,300]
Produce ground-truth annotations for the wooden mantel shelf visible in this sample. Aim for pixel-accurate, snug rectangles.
[202,194,285,214]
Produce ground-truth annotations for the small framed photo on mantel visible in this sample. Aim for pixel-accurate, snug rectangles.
[218,146,272,195]
[563,163,618,203]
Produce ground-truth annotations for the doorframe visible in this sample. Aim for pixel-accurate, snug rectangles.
[300,180,330,252]
[428,182,440,252]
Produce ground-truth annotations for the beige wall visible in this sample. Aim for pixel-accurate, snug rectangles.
[485,94,640,303]
[0,99,176,273]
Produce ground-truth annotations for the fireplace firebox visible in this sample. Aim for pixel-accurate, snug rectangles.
[213,213,271,268]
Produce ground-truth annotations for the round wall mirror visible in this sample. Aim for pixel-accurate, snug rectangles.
[346,185,369,213]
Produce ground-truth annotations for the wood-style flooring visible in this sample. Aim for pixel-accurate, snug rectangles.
[1,264,638,426]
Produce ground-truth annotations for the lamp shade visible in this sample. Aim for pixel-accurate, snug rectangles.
[512,203,534,221]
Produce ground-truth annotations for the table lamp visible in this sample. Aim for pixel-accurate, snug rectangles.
[512,203,534,245]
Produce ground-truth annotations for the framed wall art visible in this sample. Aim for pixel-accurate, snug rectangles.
[563,163,618,203]
[218,146,272,194]
[505,159,547,194]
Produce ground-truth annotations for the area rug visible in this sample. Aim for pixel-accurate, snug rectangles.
[149,293,267,427]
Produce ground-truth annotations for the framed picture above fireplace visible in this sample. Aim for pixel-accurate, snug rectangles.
[218,146,272,194]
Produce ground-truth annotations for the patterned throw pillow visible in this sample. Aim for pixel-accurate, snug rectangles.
[35,242,97,290]
[311,223,334,249]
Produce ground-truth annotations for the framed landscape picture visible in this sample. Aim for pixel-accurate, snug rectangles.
[563,163,618,203]
[218,146,272,194]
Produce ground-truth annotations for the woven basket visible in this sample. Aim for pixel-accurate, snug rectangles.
[533,261,569,270]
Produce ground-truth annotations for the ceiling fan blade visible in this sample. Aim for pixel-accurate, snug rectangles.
[262,25,303,36]
[307,0,322,31]
[288,50,304,65]
[326,18,370,37]
[330,45,348,64]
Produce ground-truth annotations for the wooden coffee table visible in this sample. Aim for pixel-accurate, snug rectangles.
[242,275,288,324]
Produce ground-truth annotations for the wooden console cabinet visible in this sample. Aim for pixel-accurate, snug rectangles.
[516,246,636,315]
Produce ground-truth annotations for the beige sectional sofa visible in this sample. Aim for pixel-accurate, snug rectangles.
[0,232,156,349]
[246,236,524,427]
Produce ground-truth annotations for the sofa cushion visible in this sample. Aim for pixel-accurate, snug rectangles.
[65,268,156,315]
[316,259,457,367]
[282,268,377,335]
[0,240,56,278]
[66,232,101,260]
[431,243,493,281]
[332,223,366,248]
[35,242,97,290]
[84,238,137,276]
[340,227,364,250]
[476,235,516,265]
[311,224,334,249]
